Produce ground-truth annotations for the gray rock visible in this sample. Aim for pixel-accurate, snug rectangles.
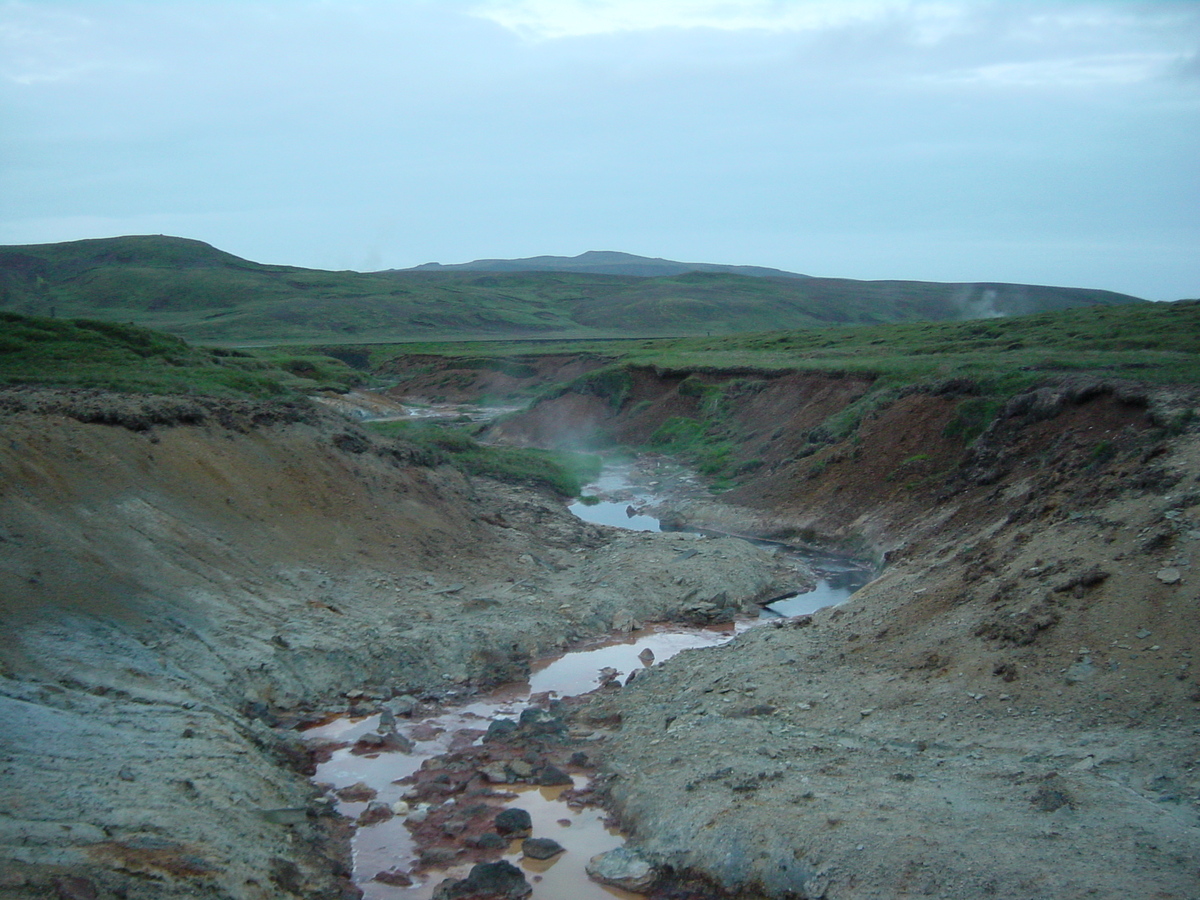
[586,846,657,892]
[1065,656,1096,683]
[479,763,510,783]
[1156,567,1182,584]
[522,837,565,860]
[612,609,640,632]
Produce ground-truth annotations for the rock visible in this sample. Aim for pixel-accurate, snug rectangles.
[377,708,397,733]
[537,764,572,786]
[585,846,657,892]
[509,759,535,779]
[335,781,377,802]
[518,707,563,734]
[351,732,415,754]
[384,694,418,717]
[598,666,623,687]
[411,721,445,741]
[1065,656,1096,683]
[433,861,532,900]
[359,800,395,826]
[638,647,655,664]
[612,609,640,632]
[522,837,565,860]
[1157,567,1182,584]
[468,832,509,851]
[484,719,519,742]
[374,868,413,887]
[494,807,533,837]
[479,763,510,783]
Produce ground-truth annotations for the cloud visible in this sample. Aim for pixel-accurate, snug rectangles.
[921,52,1184,89]
[467,0,950,41]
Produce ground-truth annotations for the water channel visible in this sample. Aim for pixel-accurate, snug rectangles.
[305,460,873,898]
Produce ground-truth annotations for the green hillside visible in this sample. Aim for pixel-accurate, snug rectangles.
[0,311,359,396]
[0,235,1146,345]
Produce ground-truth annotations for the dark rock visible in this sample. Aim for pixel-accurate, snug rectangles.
[494,807,533,837]
[522,837,565,860]
[374,869,413,886]
[484,719,519,742]
[351,732,416,754]
[358,800,394,826]
[537,765,573,786]
[468,831,509,850]
[334,781,377,802]
[518,707,563,734]
[433,860,532,900]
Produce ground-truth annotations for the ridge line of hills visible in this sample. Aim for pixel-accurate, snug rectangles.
[404,249,811,279]
[0,234,1147,346]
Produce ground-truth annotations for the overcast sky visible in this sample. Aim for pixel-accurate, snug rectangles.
[2,1,1197,299]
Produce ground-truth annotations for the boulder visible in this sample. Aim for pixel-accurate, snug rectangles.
[522,837,565,860]
[586,846,657,892]
[433,861,532,900]
[494,807,533,837]
[537,765,572,786]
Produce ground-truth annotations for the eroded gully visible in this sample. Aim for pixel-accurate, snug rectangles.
[304,458,873,899]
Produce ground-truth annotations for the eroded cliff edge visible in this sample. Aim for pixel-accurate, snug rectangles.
[0,389,790,899]
[489,369,1200,899]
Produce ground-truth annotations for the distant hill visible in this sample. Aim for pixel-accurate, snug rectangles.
[0,235,1146,345]
[407,250,810,279]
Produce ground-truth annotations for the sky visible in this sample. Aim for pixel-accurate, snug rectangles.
[1,0,1198,300]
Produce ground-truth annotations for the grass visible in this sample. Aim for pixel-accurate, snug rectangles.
[366,419,602,497]
[338,300,1200,486]
[0,311,361,397]
[1,234,1147,345]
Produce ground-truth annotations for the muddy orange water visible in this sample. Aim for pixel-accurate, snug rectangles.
[305,623,745,899]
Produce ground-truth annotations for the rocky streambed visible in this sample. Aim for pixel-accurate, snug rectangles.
[303,460,871,899]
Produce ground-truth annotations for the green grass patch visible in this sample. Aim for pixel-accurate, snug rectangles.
[367,420,601,496]
[0,312,359,397]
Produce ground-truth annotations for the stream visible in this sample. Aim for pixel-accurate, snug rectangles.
[305,460,873,898]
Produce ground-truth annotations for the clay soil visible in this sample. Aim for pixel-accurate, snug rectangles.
[0,388,792,900]
[2,365,1199,900]
[491,368,1200,899]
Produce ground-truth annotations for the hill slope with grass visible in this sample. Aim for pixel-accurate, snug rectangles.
[0,235,1146,344]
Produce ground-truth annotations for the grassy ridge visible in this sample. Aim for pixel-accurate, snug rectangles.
[617,298,1200,385]
[366,300,1200,490]
[1,235,1145,344]
[0,312,360,397]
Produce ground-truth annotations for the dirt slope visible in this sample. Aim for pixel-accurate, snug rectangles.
[0,389,792,899]
[495,370,1200,899]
